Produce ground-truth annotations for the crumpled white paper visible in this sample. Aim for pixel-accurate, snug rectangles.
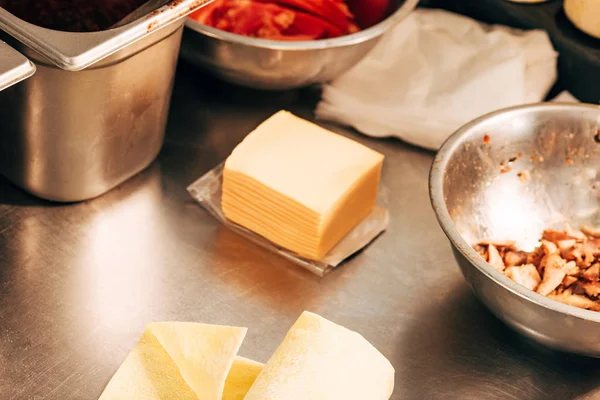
[315,8,559,150]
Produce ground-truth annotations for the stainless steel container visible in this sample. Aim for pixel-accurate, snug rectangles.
[0,0,210,202]
[430,103,600,357]
[0,40,34,91]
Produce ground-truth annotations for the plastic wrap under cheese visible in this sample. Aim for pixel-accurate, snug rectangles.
[222,110,384,260]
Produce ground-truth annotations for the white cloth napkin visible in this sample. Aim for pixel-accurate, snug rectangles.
[315,9,559,150]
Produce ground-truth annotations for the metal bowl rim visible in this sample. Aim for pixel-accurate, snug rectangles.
[430,102,600,323]
[183,0,419,50]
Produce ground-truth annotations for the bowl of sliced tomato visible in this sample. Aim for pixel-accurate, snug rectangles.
[181,0,418,89]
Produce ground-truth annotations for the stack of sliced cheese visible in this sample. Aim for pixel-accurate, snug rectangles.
[222,110,384,260]
[98,311,395,399]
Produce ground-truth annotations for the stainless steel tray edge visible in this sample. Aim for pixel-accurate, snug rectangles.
[0,0,212,71]
[0,40,34,91]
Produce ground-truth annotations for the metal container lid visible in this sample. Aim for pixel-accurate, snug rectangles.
[0,0,211,71]
[0,40,34,91]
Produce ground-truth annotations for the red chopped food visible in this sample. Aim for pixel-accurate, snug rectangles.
[256,0,354,31]
[474,224,600,312]
[189,0,361,40]
[345,0,389,29]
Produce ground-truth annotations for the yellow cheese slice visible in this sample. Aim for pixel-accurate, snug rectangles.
[564,0,600,39]
[99,322,247,400]
[242,311,395,400]
[223,110,384,260]
[223,356,264,400]
[225,110,383,215]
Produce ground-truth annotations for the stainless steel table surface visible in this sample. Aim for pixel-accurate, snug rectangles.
[1,63,600,400]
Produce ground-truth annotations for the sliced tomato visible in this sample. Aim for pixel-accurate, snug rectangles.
[227,5,266,35]
[254,0,353,32]
[189,0,222,25]
[346,0,389,28]
[190,0,360,40]
[289,11,343,38]
[329,0,353,19]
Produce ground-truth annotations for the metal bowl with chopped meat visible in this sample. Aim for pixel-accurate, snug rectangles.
[430,103,600,357]
[180,0,418,89]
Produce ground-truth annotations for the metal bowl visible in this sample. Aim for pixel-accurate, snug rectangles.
[430,103,600,357]
[180,0,418,90]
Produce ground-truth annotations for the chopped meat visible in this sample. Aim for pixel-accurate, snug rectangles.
[571,281,587,296]
[583,263,600,281]
[474,224,600,312]
[505,264,541,291]
[562,287,574,296]
[557,239,576,252]
[562,243,583,263]
[542,229,577,243]
[538,251,565,276]
[582,250,595,268]
[486,243,505,271]
[527,245,545,266]
[581,224,600,238]
[562,275,578,288]
[582,282,600,298]
[537,254,567,296]
[563,261,579,276]
[566,224,587,240]
[548,292,600,311]
[504,250,528,267]
[541,240,558,255]
[583,238,600,257]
